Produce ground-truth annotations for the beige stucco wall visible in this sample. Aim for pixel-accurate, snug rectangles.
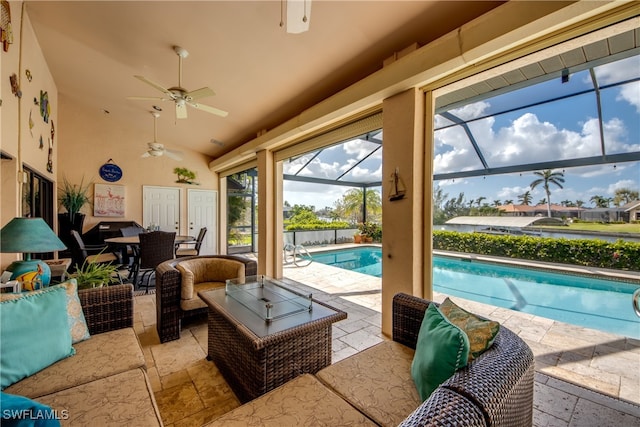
[1,1,58,269]
[56,97,219,236]
[1,3,219,272]
[380,88,426,336]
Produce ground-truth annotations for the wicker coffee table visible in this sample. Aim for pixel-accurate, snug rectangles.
[198,275,347,403]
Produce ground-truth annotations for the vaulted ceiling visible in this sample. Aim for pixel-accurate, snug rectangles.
[24,1,502,158]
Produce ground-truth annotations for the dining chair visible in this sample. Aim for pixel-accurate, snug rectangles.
[68,230,123,283]
[119,225,145,279]
[175,227,207,257]
[135,231,176,293]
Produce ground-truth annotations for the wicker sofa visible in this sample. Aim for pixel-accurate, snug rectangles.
[3,284,163,426]
[155,255,258,343]
[206,292,534,427]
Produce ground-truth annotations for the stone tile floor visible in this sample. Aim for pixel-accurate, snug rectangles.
[133,253,640,427]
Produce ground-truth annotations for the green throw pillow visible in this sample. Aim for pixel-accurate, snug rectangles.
[439,297,500,362]
[411,303,470,401]
[0,286,75,389]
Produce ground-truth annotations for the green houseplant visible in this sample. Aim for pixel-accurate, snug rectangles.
[58,176,92,253]
[69,256,120,290]
[58,176,91,220]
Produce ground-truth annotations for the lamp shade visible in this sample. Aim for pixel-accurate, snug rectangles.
[0,217,67,254]
[0,218,67,289]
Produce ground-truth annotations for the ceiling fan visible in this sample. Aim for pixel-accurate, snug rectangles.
[141,112,183,160]
[128,45,228,120]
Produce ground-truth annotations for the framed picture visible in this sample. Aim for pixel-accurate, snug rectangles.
[94,184,125,217]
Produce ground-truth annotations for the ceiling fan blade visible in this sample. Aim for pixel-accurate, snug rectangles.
[134,75,174,98]
[175,102,188,119]
[185,87,215,101]
[127,96,169,101]
[164,149,183,161]
[188,101,229,117]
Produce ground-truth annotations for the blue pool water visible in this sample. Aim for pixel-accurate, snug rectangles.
[308,247,640,339]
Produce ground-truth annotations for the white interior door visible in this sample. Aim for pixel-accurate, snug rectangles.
[143,186,181,233]
[187,189,217,255]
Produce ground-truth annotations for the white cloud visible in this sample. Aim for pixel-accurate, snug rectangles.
[607,179,639,194]
[594,56,640,112]
[434,109,637,175]
[496,186,528,200]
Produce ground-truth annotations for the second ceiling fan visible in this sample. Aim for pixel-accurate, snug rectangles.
[128,45,228,120]
[141,112,183,160]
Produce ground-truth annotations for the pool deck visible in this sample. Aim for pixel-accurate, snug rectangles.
[137,247,639,426]
[283,244,640,425]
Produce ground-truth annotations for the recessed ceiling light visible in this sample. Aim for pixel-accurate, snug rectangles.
[102,109,110,115]
[153,105,163,111]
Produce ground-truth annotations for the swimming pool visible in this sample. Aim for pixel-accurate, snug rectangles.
[308,246,640,339]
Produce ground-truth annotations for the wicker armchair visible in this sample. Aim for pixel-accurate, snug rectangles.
[155,255,257,343]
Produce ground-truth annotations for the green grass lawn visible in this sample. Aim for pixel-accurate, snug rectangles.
[541,222,640,234]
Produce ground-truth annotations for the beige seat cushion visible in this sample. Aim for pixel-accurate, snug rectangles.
[177,259,245,300]
[180,281,225,311]
[38,368,163,426]
[316,340,421,427]
[5,328,145,399]
[204,373,376,426]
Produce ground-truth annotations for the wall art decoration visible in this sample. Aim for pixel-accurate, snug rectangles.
[46,139,53,173]
[29,110,34,137]
[9,73,20,97]
[51,121,55,143]
[25,69,32,81]
[99,159,123,182]
[1,0,13,52]
[94,184,125,217]
[39,135,43,149]
[40,90,50,122]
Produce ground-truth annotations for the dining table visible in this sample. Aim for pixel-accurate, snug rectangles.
[105,234,195,284]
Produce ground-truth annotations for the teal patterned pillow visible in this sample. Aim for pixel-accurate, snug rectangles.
[59,279,91,343]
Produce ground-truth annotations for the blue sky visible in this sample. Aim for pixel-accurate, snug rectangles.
[283,55,639,211]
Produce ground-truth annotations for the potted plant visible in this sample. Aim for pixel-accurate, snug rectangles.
[69,256,120,290]
[58,176,91,221]
[58,176,91,252]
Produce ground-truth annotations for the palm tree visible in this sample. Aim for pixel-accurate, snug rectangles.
[576,200,584,208]
[504,199,514,205]
[530,169,565,217]
[613,188,639,206]
[518,191,532,205]
[590,195,607,208]
[336,188,381,223]
[476,196,486,207]
[493,200,501,207]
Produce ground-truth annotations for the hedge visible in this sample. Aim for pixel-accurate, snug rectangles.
[432,230,640,272]
[285,221,351,231]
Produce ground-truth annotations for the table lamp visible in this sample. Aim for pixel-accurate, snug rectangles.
[0,217,67,289]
